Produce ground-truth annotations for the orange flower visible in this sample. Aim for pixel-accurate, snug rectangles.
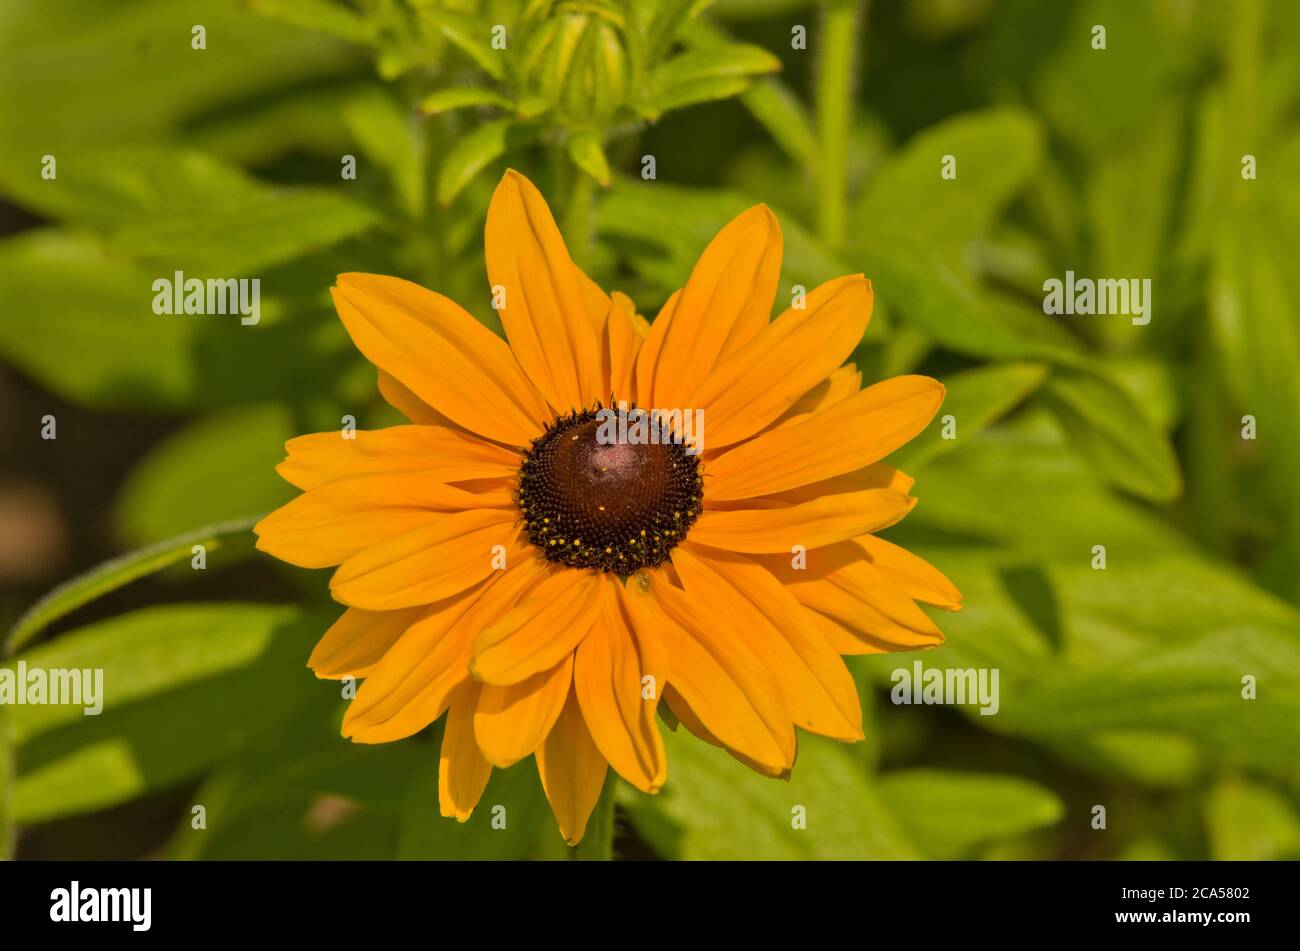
[254,170,962,845]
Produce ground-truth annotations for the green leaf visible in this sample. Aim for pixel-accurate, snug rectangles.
[741,77,819,169]
[620,729,920,859]
[4,146,380,273]
[6,518,259,654]
[644,44,780,118]
[879,770,1064,858]
[436,118,522,206]
[1040,366,1182,502]
[0,230,199,409]
[566,131,611,186]
[890,361,1049,472]
[1205,776,1300,860]
[1035,0,1176,156]
[7,602,331,822]
[114,405,295,547]
[398,748,558,859]
[418,86,514,115]
[114,189,379,276]
[418,7,505,80]
[0,709,12,858]
[172,738,425,860]
[0,0,359,183]
[342,86,426,218]
[246,0,372,44]
[855,107,1045,258]
[860,237,1079,361]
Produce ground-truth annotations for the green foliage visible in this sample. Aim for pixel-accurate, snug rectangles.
[621,729,922,860]
[5,603,333,822]
[879,770,1064,859]
[2,0,1299,862]
[6,520,259,653]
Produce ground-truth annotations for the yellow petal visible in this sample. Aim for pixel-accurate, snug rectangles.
[771,363,861,428]
[308,605,425,680]
[332,273,549,446]
[640,576,795,773]
[603,293,643,403]
[707,376,944,500]
[675,544,862,740]
[708,462,913,510]
[760,542,944,651]
[472,567,602,684]
[634,288,681,408]
[640,205,782,409]
[330,509,521,610]
[277,425,519,491]
[689,276,873,449]
[575,265,643,403]
[377,370,450,426]
[485,170,603,412]
[473,654,574,767]
[537,690,608,846]
[255,473,511,569]
[343,555,544,742]
[439,683,492,821]
[663,684,791,778]
[857,534,964,610]
[688,488,915,553]
[573,576,668,793]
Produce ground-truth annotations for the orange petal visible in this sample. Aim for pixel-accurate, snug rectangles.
[472,567,602,684]
[676,544,862,740]
[636,575,795,773]
[255,473,510,570]
[688,488,915,553]
[439,683,492,821]
[771,363,861,428]
[485,170,603,412]
[759,542,944,651]
[473,654,574,767]
[857,535,964,610]
[572,576,668,793]
[277,425,519,491]
[333,272,549,446]
[377,370,452,426]
[638,205,782,410]
[634,288,681,408]
[708,462,913,510]
[689,276,873,449]
[343,555,544,743]
[662,684,790,778]
[707,376,944,500]
[330,509,521,610]
[537,690,608,846]
[308,605,425,679]
[575,266,643,403]
[603,293,643,403]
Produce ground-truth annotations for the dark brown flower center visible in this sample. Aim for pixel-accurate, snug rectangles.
[516,406,703,575]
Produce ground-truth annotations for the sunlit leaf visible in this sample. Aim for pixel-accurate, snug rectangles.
[620,729,921,859]
[113,405,296,547]
[6,519,259,653]
[7,603,331,822]
[1205,776,1300,860]
[567,131,611,186]
[879,769,1064,858]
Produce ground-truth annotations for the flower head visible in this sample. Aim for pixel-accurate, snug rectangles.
[254,170,962,845]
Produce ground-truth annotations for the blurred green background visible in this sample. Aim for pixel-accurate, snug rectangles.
[1,0,1298,860]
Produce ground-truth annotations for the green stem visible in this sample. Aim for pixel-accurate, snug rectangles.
[815,0,864,249]
[572,773,616,860]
